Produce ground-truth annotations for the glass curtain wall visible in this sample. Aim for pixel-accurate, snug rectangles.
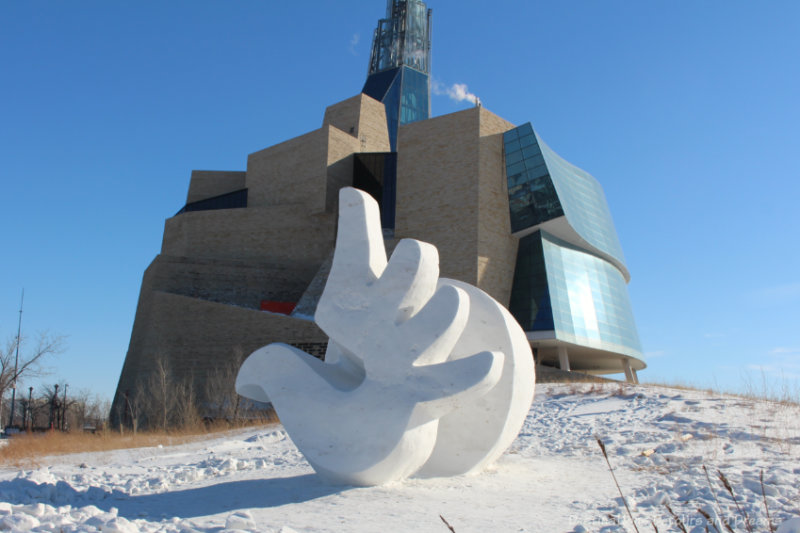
[541,232,642,358]
[368,0,432,76]
[364,0,432,151]
[503,125,563,232]
[504,123,642,361]
[503,123,626,268]
[509,231,642,359]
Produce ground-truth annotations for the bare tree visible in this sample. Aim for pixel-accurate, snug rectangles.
[59,388,109,432]
[147,354,171,431]
[0,332,65,427]
[127,383,145,435]
[86,394,111,430]
[68,388,92,430]
[173,375,200,429]
[131,353,203,431]
[204,346,247,423]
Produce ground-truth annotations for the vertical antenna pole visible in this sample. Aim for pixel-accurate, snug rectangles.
[7,289,24,429]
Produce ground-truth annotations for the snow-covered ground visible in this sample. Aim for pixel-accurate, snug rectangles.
[1,383,798,532]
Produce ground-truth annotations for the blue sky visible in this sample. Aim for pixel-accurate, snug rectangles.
[1,1,799,401]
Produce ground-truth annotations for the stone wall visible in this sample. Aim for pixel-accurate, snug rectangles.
[161,205,337,264]
[112,94,394,426]
[246,128,330,211]
[113,291,328,421]
[186,170,247,204]
[396,108,481,287]
[324,94,392,213]
[139,255,317,310]
[394,106,518,305]
[476,109,518,306]
[322,94,391,153]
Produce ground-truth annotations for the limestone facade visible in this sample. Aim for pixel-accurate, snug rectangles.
[395,106,517,304]
[111,94,522,425]
[186,170,246,204]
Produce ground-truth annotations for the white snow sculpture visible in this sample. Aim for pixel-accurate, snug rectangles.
[236,187,535,486]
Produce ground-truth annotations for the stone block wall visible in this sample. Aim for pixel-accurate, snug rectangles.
[395,106,518,305]
[322,94,391,153]
[113,291,328,421]
[476,108,518,306]
[396,108,481,287]
[112,94,395,425]
[186,170,247,204]
[139,255,317,310]
[246,128,330,211]
[161,205,337,264]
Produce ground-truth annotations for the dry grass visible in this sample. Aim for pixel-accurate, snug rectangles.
[640,377,800,407]
[0,419,277,468]
[639,379,719,396]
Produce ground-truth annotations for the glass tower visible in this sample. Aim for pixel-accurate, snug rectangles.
[504,123,643,367]
[362,0,432,151]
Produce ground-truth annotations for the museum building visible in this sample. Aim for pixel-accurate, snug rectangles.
[111,0,644,421]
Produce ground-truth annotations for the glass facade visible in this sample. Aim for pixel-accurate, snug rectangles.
[503,123,626,269]
[399,67,429,125]
[505,124,642,362]
[363,66,429,151]
[368,0,432,76]
[503,125,563,232]
[363,1,431,152]
[508,233,555,333]
[541,233,642,358]
[537,133,626,269]
[363,67,402,150]
[510,232,642,359]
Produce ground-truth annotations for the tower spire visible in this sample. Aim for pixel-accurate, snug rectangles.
[362,0,432,151]
[368,0,432,76]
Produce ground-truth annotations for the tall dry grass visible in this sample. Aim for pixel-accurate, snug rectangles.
[640,376,800,406]
[0,418,278,468]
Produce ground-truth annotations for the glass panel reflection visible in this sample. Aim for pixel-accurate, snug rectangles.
[502,122,627,269]
[509,233,554,333]
[541,232,642,358]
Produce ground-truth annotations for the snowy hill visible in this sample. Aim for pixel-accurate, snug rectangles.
[1,383,798,532]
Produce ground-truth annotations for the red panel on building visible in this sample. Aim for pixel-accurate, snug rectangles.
[260,301,297,315]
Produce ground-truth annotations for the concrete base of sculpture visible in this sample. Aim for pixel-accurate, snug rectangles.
[236,187,535,486]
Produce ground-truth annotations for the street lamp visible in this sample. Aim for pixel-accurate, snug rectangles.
[27,386,33,430]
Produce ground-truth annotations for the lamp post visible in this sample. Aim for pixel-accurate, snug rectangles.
[27,386,33,430]
[50,384,59,430]
[62,383,68,431]
[7,289,24,429]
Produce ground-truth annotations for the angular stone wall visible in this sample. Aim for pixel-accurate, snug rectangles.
[395,106,517,306]
[111,94,395,426]
[111,95,524,426]
[186,170,247,204]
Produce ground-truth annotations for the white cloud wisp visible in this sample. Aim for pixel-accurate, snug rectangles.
[349,33,360,56]
[432,79,481,107]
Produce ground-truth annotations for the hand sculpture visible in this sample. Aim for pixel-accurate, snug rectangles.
[236,187,534,485]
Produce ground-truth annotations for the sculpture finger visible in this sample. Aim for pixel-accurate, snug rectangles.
[408,350,504,428]
[380,239,438,316]
[397,284,469,367]
[234,352,272,403]
[375,239,439,322]
[334,187,387,283]
[236,343,350,408]
[317,188,387,330]
[321,341,367,388]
